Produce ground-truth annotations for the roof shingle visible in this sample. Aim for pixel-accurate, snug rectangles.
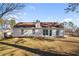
[14,22,64,28]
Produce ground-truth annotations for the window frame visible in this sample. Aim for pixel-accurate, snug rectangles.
[43,29,48,35]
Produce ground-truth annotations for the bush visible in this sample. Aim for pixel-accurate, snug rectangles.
[0,31,4,39]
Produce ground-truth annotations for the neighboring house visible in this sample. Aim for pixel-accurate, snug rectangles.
[12,22,64,37]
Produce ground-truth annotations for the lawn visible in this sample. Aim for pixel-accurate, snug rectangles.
[0,36,79,56]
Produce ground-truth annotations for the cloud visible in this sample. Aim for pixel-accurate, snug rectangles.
[5,12,26,19]
[73,18,79,26]
[8,14,25,22]
[47,16,58,22]
[47,16,52,20]
[28,6,36,10]
[63,18,73,22]
[4,14,20,21]
[9,15,17,18]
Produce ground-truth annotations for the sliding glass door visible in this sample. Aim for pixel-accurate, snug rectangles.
[43,29,52,36]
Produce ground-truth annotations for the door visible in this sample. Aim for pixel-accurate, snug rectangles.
[43,29,48,36]
[49,30,52,36]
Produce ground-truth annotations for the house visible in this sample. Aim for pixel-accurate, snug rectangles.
[12,22,64,37]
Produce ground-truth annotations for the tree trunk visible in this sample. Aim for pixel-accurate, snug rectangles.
[0,14,4,18]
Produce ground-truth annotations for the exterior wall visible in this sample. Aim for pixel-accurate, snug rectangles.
[12,28,20,37]
[52,30,56,37]
[35,22,41,28]
[12,27,64,37]
[12,28,43,37]
[59,30,64,37]
[34,29,43,37]
[12,28,33,37]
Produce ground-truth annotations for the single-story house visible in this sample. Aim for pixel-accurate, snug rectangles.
[12,22,64,37]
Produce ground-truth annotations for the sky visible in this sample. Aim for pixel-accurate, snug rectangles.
[4,3,79,27]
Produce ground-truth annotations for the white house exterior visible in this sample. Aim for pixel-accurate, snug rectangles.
[12,22,64,37]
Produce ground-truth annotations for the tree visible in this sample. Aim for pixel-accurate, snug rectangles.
[36,19,40,22]
[4,19,10,29]
[0,19,4,29]
[0,3,25,18]
[64,3,79,13]
[9,18,16,28]
[69,21,74,28]
[63,21,75,29]
[0,3,25,29]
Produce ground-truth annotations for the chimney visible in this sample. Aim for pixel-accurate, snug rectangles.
[35,19,41,28]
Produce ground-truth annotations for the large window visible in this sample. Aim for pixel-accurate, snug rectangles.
[43,29,48,35]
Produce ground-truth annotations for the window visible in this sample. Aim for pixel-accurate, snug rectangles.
[43,29,48,35]
[32,29,35,34]
[21,29,24,34]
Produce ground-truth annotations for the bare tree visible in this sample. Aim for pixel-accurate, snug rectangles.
[64,3,79,13]
[9,18,16,28]
[0,3,25,18]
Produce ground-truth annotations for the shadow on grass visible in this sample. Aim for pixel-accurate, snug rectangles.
[31,37,67,42]
[57,39,79,44]
[0,42,66,56]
